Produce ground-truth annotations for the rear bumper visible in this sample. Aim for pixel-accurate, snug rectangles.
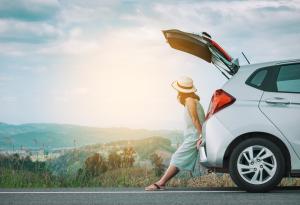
[199,115,234,168]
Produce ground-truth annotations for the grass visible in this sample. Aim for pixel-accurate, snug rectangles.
[1,167,300,188]
[97,167,158,187]
[0,169,57,188]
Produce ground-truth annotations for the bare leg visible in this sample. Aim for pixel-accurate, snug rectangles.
[145,165,179,190]
[156,165,179,186]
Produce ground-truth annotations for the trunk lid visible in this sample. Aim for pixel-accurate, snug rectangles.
[162,29,239,78]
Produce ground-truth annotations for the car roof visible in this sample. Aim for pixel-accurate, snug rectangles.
[239,58,300,70]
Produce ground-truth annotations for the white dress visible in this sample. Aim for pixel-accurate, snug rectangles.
[170,100,205,173]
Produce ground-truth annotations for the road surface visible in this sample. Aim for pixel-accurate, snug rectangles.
[1,187,300,205]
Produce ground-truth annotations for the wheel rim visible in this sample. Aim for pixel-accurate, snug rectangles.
[237,145,277,185]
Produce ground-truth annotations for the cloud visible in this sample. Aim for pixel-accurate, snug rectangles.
[0,96,17,103]
[130,0,300,62]
[0,75,13,82]
[19,66,48,74]
[0,0,60,21]
[58,0,122,24]
[0,0,62,46]
[0,19,63,44]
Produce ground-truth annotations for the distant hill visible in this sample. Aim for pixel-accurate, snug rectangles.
[48,136,176,176]
[0,123,183,150]
[106,137,176,160]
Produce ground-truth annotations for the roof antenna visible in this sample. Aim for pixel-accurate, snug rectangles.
[242,52,250,64]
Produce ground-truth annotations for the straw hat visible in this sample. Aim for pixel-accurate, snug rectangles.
[172,76,197,93]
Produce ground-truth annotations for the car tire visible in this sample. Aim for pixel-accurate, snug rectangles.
[229,137,285,192]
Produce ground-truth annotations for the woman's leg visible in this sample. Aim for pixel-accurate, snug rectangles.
[145,164,179,190]
[156,165,179,186]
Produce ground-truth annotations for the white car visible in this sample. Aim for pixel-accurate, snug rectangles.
[163,29,300,192]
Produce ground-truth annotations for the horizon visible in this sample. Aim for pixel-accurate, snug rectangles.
[0,121,183,131]
[0,121,183,150]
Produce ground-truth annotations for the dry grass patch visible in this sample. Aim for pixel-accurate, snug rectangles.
[168,173,235,187]
[279,178,300,186]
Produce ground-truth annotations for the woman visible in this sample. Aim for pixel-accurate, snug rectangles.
[145,76,205,191]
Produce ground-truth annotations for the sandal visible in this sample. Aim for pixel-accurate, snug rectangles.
[145,183,165,191]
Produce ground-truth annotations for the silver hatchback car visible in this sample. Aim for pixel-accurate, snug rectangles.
[163,29,300,192]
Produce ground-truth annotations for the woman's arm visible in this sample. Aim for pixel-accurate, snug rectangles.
[185,97,202,135]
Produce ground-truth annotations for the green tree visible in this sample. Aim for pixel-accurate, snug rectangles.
[121,147,136,168]
[150,153,165,176]
[84,153,107,177]
[108,151,122,170]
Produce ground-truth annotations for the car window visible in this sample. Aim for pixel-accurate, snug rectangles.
[249,69,268,87]
[276,64,300,93]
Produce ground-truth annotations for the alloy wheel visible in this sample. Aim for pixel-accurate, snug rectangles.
[237,145,277,185]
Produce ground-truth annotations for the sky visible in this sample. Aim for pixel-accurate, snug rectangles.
[0,0,300,130]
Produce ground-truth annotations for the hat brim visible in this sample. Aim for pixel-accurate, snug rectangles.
[171,81,197,93]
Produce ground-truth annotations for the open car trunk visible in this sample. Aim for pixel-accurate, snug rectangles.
[162,29,239,78]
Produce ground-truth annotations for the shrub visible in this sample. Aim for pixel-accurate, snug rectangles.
[121,147,136,168]
[149,153,165,176]
[108,151,122,169]
[84,153,108,177]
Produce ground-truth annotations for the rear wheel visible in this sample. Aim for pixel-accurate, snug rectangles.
[229,137,285,192]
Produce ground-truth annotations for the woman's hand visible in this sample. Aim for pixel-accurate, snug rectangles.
[196,137,203,150]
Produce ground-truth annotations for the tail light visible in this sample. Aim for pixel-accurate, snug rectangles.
[205,89,236,120]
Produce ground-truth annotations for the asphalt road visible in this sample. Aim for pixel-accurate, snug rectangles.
[1,187,300,205]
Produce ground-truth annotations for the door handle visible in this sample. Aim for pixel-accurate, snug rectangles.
[265,97,290,105]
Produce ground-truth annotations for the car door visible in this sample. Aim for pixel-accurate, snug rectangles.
[162,29,239,78]
[259,63,300,157]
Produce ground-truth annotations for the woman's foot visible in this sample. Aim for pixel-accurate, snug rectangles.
[145,183,165,191]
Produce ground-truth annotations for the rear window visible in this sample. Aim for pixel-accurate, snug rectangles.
[249,69,268,87]
[246,68,269,89]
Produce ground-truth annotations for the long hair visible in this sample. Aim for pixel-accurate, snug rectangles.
[177,92,200,106]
